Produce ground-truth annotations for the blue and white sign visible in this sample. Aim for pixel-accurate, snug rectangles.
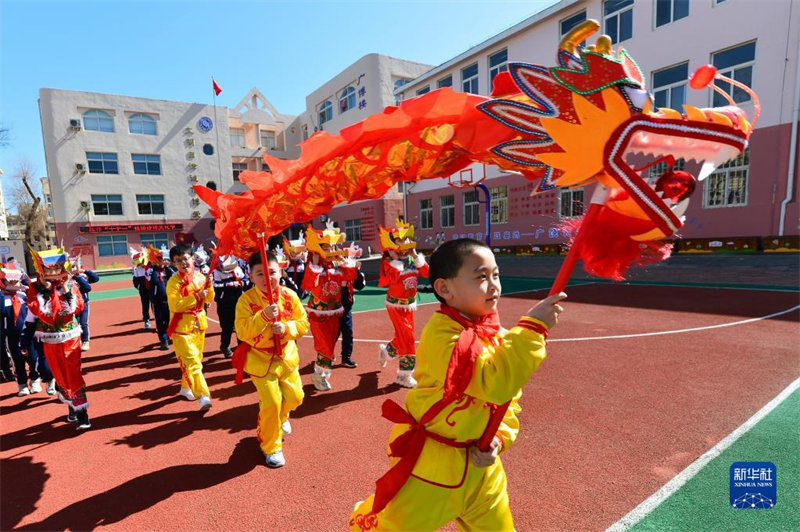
[730,462,776,509]
[197,116,213,133]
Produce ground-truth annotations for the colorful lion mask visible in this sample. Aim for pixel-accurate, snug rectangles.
[306,220,346,261]
[30,246,72,283]
[380,219,416,253]
[0,263,25,291]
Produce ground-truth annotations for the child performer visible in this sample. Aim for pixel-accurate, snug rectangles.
[131,247,151,329]
[349,239,566,531]
[339,243,365,369]
[377,219,429,388]
[166,244,215,410]
[145,246,173,352]
[284,237,307,299]
[71,257,99,352]
[1,264,54,396]
[26,247,91,430]
[212,254,248,358]
[233,250,309,468]
[301,221,359,391]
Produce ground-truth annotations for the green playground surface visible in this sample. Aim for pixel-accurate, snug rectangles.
[630,389,799,531]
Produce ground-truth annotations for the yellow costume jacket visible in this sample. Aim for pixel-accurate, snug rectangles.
[166,270,215,334]
[234,285,309,377]
[388,312,548,486]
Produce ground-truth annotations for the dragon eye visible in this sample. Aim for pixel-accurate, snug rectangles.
[622,85,651,111]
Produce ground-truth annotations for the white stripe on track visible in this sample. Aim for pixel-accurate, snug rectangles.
[606,375,800,532]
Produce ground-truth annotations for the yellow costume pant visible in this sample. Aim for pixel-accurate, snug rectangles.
[349,457,513,532]
[173,331,210,398]
[251,366,304,454]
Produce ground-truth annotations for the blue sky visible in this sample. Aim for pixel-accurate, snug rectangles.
[0,0,558,208]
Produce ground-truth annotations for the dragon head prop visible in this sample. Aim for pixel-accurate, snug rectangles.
[144,245,167,267]
[283,236,307,261]
[380,219,416,254]
[130,246,146,268]
[30,246,73,284]
[480,20,756,248]
[0,263,25,292]
[272,247,290,269]
[306,220,345,262]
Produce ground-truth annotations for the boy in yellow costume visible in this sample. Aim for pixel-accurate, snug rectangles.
[233,250,309,468]
[167,243,215,411]
[349,238,566,531]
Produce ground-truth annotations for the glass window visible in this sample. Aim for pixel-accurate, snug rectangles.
[560,10,587,37]
[86,152,119,174]
[339,86,356,113]
[232,162,247,181]
[83,109,114,132]
[560,188,585,218]
[229,128,245,147]
[652,62,689,110]
[463,190,480,226]
[603,0,634,44]
[202,143,214,155]
[97,235,128,257]
[440,195,455,228]
[91,194,123,216]
[712,42,756,106]
[394,78,409,90]
[136,194,165,215]
[656,0,689,28]
[648,158,685,182]
[419,198,433,229]
[437,75,453,89]
[488,49,508,91]
[416,86,430,96]
[260,130,276,150]
[490,185,508,224]
[705,148,749,207]
[140,232,169,249]
[462,63,479,94]
[131,154,161,175]
[318,100,333,126]
[345,219,362,241]
[128,113,157,135]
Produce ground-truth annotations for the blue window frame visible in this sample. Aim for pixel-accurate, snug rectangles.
[97,235,128,257]
[83,110,114,132]
[603,0,633,44]
[339,86,356,113]
[128,113,157,135]
[656,0,689,28]
[136,194,165,215]
[712,42,756,106]
[318,100,333,125]
[140,232,169,249]
[132,154,161,175]
[91,194,123,215]
[86,152,119,174]
[653,62,689,110]
[462,63,479,94]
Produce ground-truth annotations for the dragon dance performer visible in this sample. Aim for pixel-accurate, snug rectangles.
[130,247,152,330]
[212,253,248,358]
[301,221,359,391]
[25,247,91,430]
[350,239,565,531]
[283,236,307,299]
[233,250,309,468]
[377,219,429,388]
[167,243,215,411]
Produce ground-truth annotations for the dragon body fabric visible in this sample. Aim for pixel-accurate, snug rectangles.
[197,21,755,280]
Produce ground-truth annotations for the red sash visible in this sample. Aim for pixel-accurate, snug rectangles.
[166,272,209,338]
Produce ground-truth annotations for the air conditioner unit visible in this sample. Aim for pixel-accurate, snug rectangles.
[79,201,91,212]
[75,163,86,173]
[69,119,82,131]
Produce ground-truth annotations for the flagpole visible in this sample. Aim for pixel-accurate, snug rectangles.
[211,77,223,186]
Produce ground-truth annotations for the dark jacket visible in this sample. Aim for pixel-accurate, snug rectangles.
[73,271,100,301]
[341,270,366,311]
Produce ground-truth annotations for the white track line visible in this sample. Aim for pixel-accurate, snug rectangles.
[606,375,800,532]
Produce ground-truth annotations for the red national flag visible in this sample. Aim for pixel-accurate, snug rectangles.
[212,79,222,96]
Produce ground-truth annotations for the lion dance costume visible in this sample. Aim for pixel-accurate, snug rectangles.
[300,221,358,391]
[26,247,90,429]
[377,220,428,388]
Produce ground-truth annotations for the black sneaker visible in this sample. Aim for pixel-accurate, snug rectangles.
[340,357,357,368]
[160,339,170,350]
[76,409,91,431]
[222,348,233,359]
[66,406,78,423]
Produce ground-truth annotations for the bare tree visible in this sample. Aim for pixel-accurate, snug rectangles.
[10,160,49,256]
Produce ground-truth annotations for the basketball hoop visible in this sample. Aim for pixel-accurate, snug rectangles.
[448,163,486,189]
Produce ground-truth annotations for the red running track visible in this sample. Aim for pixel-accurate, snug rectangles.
[1,284,797,531]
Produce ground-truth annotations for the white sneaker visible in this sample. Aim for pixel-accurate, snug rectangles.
[378,344,390,368]
[46,379,57,395]
[265,450,286,468]
[179,387,196,401]
[311,372,331,391]
[281,420,292,435]
[81,341,90,351]
[17,384,30,397]
[30,378,42,393]
[144,320,151,329]
[198,395,212,411]
[395,370,417,389]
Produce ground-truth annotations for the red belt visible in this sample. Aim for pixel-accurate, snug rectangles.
[372,399,474,514]
[166,308,202,338]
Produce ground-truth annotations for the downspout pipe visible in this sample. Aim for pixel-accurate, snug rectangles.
[779,38,800,235]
